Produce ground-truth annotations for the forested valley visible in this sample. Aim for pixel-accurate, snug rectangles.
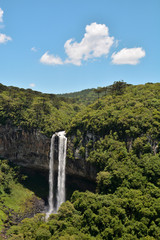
[1,82,160,239]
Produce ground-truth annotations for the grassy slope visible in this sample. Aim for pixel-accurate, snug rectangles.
[0,160,38,233]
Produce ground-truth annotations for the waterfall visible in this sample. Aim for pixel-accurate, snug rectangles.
[46,134,55,219]
[46,131,67,218]
[56,131,67,212]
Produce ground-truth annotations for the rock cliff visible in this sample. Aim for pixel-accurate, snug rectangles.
[0,122,97,181]
[0,122,50,169]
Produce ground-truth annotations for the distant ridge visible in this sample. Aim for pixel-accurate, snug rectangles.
[57,88,100,105]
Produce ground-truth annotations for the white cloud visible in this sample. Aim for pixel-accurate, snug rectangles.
[0,33,12,44]
[0,8,4,22]
[0,8,12,45]
[64,22,114,65]
[29,83,36,88]
[40,22,114,66]
[31,47,37,52]
[111,47,146,65]
[40,22,146,67]
[115,40,119,48]
[40,51,63,65]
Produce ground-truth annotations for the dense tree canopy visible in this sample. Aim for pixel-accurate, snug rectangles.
[0,83,83,137]
[1,82,160,239]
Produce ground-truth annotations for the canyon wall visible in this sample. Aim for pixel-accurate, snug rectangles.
[0,123,97,181]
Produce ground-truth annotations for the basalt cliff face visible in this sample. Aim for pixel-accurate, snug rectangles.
[0,123,50,170]
[0,123,97,181]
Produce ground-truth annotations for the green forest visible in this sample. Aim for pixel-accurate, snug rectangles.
[1,82,160,239]
[0,83,83,137]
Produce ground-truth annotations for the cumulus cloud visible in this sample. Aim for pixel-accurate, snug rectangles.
[40,22,146,67]
[64,22,114,65]
[0,8,12,44]
[40,22,114,66]
[29,83,36,88]
[0,8,4,22]
[0,33,12,44]
[111,47,146,65]
[40,51,63,65]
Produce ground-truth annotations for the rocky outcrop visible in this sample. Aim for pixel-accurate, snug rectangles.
[66,132,97,181]
[0,123,97,181]
[0,122,50,170]
[0,194,45,237]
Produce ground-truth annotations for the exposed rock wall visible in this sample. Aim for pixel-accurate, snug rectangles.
[0,123,97,181]
[0,123,50,170]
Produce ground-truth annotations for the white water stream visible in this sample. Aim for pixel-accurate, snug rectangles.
[46,131,67,218]
[56,131,67,211]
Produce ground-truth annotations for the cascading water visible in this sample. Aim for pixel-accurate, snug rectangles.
[56,131,67,212]
[46,134,55,219]
[46,131,67,219]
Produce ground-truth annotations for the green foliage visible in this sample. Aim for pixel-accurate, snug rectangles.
[68,83,160,140]
[58,88,99,105]
[0,160,38,232]
[87,135,128,170]
[2,82,160,239]
[0,84,83,137]
[108,80,128,95]
[60,83,160,239]
[35,227,51,240]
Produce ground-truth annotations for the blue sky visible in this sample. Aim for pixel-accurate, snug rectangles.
[0,0,159,93]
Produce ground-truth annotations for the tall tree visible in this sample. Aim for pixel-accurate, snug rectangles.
[109,80,127,95]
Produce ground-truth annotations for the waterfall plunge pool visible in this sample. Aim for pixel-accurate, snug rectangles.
[19,167,96,206]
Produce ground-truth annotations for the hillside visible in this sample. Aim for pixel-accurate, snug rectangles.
[1,82,160,239]
[0,160,44,239]
[57,82,130,105]
[57,87,111,105]
[68,82,160,139]
[0,83,84,137]
[57,88,98,105]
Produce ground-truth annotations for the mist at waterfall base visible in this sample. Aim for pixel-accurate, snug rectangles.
[46,131,67,218]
